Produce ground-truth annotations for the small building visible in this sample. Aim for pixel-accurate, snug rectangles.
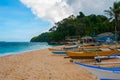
[65,36,80,45]
[81,36,93,43]
[95,32,115,43]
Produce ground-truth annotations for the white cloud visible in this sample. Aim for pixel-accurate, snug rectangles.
[20,0,117,23]
[70,0,117,15]
[20,0,73,23]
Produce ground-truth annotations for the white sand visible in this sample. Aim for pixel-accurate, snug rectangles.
[0,48,98,80]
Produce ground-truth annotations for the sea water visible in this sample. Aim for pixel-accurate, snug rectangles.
[0,42,53,56]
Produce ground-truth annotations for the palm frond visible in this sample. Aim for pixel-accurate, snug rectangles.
[104,10,114,18]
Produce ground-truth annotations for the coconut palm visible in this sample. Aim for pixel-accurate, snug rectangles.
[104,1,120,42]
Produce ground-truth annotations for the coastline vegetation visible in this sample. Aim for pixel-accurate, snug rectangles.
[31,1,120,43]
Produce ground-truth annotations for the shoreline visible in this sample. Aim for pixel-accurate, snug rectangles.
[0,42,54,57]
[0,47,98,80]
[0,45,54,57]
[0,49,40,58]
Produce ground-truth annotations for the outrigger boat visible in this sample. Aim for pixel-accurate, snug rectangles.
[48,48,64,51]
[75,62,120,80]
[48,45,78,51]
[67,49,120,59]
[49,45,78,54]
[51,51,66,54]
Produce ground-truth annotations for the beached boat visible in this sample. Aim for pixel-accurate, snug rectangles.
[52,51,66,54]
[48,48,64,51]
[67,50,120,59]
[78,45,101,51]
[49,45,78,51]
[49,45,78,54]
[64,45,78,50]
[75,62,120,80]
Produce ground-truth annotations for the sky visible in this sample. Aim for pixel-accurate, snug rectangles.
[0,0,118,42]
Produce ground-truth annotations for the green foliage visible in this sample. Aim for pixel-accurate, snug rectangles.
[30,36,39,42]
[31,12,114,42]
[30,32,53,42]
[104,1,120,41]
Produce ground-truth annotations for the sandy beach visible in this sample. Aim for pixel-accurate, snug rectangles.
[0,48,120,80]
[0,48,99,80]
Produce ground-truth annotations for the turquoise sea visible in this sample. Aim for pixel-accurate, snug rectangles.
[0,42,53,56]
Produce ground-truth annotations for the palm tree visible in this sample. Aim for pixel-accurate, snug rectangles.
[104,1,120,42]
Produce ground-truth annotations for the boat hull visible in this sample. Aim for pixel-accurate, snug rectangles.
[75,62,120,80]
[67,50,120,59]
[52,51,66,54]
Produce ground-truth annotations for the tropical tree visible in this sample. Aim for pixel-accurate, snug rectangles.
[104,1,120,41]
[31,12,111,42]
